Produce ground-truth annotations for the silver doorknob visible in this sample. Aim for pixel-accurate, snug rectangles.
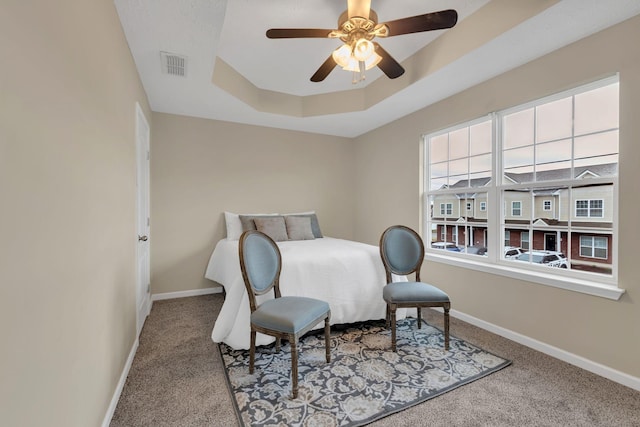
[138,235,148,241]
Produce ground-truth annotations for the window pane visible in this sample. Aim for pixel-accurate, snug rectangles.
[449,128,469,160]
[536,96,573,143]
[504,146,534,170]
[504,108,534,149]
[469,120,492,155]
[430,161,448,178]
[430,134,449,163]
[469,153,491,175]
[574,131,619,174]
[449,159,468,177]
[536,139,572,172]
[574,83,619,136]
[430,177,447,191]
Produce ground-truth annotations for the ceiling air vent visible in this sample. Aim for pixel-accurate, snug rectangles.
[160,51,187,77]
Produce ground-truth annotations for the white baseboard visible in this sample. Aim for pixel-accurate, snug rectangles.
[102,337,139,427]
[152,286,222,301]
[449,308,640,392]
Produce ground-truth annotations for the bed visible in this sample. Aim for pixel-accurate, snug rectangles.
[205,236,407,350]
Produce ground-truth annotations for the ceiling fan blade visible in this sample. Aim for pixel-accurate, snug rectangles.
[266,28,334,39]
[348,0,371,19]
[373,43,404,79]
[381,9,458,37]
[310,55,337,82]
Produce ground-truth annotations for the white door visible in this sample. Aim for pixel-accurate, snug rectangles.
[136,103,151,336]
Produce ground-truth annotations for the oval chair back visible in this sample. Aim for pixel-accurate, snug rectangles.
[239,230,283,313]
[380,225,425,282]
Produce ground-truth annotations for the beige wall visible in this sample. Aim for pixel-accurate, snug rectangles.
[0,1,150,426]
[353,15,640,378]
[150,113,355,294]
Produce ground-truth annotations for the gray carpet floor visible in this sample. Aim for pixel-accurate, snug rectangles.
[110,294,640,426]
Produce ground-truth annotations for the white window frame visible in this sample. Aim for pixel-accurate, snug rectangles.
[543,200,552,211]
[480,201,487,211]
[422,76,622,300]
[504,230,510,246]
[466,202,472,211]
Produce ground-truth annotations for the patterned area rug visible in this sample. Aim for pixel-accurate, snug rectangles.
[219,318,511,427]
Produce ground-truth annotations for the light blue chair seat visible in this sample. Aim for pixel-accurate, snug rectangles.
[383,282,450,304]
[252,297,331,334]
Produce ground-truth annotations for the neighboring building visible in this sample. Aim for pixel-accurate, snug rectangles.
[432,164,615,273]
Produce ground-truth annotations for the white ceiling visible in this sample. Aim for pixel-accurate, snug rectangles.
[114,0,640,137]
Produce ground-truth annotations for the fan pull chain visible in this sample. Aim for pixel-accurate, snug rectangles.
[352,61,367,84]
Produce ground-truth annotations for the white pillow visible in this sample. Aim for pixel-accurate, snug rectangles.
[224,212,243,240]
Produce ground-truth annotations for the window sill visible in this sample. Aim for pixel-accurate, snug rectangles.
[424,252,625,300]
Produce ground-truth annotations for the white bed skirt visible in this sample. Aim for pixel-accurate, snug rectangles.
[205,237,407,349]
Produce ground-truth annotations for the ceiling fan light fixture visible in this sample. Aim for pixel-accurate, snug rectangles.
[353,38,374,61]
[363,51,382,70]
[332,44,353,68]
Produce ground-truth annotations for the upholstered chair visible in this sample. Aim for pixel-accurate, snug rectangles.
[239,230,331,398]
[379,225,450,351]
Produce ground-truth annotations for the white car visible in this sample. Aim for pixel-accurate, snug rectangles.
[515,250,569,268]
[504,246,525,259]
[431,242,461,252]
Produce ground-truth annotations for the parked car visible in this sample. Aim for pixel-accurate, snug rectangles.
[462,245,487,255]
[515,250,569,268]
[431,242,461,252]
[504,246,525,259]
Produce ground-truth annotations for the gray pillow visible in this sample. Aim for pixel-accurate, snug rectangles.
[286,213,323,238]
[285,216,315,240]
[239,214,280,232]
[254,217,289,242]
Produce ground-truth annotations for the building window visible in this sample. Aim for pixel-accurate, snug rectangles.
[576,199,603,218]
[580,236,608,259]
[511,201,522,217]
[423,76,619,291]
[439,203,453,216]
[466,202,472,211]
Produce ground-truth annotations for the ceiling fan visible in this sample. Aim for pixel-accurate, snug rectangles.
[266,0,458,83]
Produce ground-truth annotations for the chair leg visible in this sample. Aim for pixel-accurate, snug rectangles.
[417,307,422,329]
[290,336,298,399]
[444,306,450,351]
[390,304,397,352]
[324,317,331,363]
[385,303,390,329]
[249,330,256,374]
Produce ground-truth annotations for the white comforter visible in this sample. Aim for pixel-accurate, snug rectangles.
[205,237,407,349]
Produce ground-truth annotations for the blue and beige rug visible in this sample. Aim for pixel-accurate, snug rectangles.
[220,318,511,426]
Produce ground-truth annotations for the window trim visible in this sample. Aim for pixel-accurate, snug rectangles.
[480,201,487,211]
[422,75,622,300]
[543,199,552,211]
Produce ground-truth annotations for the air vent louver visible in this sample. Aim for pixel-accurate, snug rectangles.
[160,51,187,77]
